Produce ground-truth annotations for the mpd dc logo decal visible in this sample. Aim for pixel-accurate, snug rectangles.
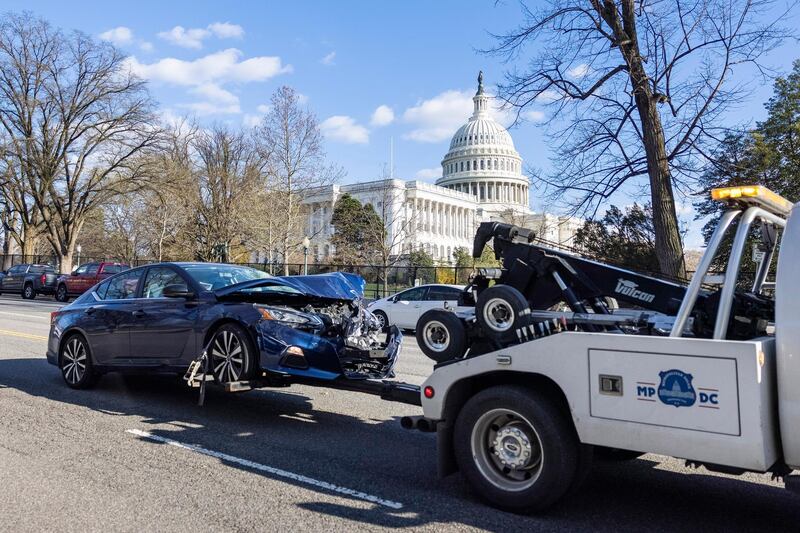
[657,369,696,407]
[636,369,720,409]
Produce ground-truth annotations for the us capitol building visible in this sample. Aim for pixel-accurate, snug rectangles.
[302,73,582,264]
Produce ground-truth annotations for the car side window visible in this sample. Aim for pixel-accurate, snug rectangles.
[397,287,426,301]
[85,264,99,276]
[426,287,463,300]
[103,270,143,300]
[141,267,185,298]
[95,279,110,299]
[8,266,23,275]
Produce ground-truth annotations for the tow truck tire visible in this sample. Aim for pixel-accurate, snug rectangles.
[416,309,467,362]
[475,285,529,342]
[454,385,579,513]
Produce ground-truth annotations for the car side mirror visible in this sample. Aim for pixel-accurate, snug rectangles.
[163,283,194,299]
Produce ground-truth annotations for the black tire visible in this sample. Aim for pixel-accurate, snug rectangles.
[593,447,644,462]
[454,385,579,513]
[475,285,529,342]
[373,310,389,330]
[59,333,98,389]
[208,323,257,384]
[416,309,468,362]
[22,283,36,300]
[55,284,69,302]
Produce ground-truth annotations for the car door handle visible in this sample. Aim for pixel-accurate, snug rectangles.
[85,307,96,315]
[132,310,146,318]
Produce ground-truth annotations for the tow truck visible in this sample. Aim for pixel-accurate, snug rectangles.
[407,185,800,512]
[188,185,800,514]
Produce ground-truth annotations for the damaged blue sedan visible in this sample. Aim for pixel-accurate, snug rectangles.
[46,263,401,389]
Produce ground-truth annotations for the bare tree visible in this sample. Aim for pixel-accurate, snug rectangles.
[0,12,162,272]
[257,86,342,274]
[191,126,268,262]
[489,0,791,278]
[362,175,420,294]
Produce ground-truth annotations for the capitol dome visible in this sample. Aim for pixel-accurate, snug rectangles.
[436,72,529,209]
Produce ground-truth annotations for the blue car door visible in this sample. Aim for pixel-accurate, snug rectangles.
[128,266,199,363]
[80,269,145,364]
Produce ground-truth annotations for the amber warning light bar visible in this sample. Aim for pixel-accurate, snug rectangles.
[711,185,794,217]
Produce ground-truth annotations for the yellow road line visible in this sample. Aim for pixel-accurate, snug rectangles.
[0,329,48,341]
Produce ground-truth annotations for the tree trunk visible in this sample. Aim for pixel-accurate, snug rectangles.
[615,2,687,279]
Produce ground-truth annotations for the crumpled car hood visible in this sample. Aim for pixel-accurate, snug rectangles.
[214,271,366,301]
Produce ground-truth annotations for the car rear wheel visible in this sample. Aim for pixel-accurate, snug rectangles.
[454,385,579,513]
[209,323,256,384]
[55,284,69,302]
[22,283,36,300]
[59,334,98,389]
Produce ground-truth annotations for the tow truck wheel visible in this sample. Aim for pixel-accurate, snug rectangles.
[208,324,256,384]
[454,385,579,513]
[416,309,467,362]
[475,285,529,342]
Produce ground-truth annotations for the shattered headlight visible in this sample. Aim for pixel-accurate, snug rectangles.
[254,304,324,328]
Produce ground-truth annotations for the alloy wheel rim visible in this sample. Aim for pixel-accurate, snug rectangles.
[470,408,543,491]
[210,330,245,383]
[62,338,87,384]
[58,286,66,300]
[483,298,514,332]
[24,286,32,298]
[376,312,386,328]
[423,320,450,352]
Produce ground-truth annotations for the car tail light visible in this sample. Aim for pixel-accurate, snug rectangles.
[41,273,47,284]
[50,311,60,325]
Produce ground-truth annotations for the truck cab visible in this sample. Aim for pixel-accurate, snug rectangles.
[56,262,129,302]
[415,185,800,513]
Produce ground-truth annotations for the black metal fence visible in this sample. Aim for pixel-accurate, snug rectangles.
[0,253,763,300]
[0,253,479,299]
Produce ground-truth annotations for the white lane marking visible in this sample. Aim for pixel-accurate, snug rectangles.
[126,429,404,509]
[0,310,52,321]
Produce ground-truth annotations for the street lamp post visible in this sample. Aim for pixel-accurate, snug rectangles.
[302,236,310,275]
[76,244,82,268]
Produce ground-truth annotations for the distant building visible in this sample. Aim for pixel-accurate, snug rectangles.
[301,73,581,264]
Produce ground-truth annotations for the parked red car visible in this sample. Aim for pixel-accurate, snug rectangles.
[55,262,129,302]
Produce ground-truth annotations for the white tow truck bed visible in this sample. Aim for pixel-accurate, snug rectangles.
[422,332,780,471]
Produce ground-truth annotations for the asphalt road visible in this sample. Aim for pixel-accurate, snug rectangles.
[1,293,799,532]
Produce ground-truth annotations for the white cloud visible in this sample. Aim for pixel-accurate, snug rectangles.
[536,89,563,103]
[523,109,546,123]
[208,22,244,39]
[158,26,210,49]
[370,105,394,127]
[126,49,292,86]
[414,167,441,180]
[256,104,271,114]
[297,93,309,105]
[158,22,244,49]
[243,104,272,128]
[402,89,513,143]
[99,27,134,46]
[567,63,591,79]
[139,41,154,52]
[320,115,369,144]
[320,51,336,66]
[180,83,240,115]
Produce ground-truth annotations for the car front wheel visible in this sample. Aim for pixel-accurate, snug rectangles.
[59,334,98,389]
[373,310,388,329]
[209,324,256,384]
[55,285,69,302]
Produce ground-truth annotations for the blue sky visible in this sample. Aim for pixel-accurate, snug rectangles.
[8,0,799,248]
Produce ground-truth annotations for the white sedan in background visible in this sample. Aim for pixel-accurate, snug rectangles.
[367,284,471,330]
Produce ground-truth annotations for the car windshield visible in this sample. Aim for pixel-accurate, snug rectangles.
[181,264,270,291]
